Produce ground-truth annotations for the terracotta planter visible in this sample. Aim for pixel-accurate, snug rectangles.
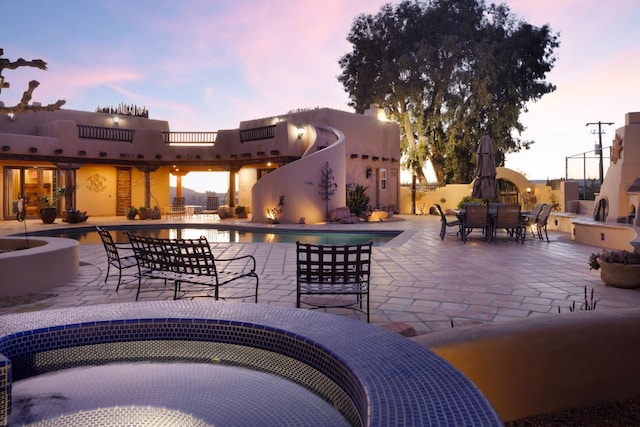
[63,211,88,223]
[599,261,640,288]
[138,210,150,220]
[39,207,57,224]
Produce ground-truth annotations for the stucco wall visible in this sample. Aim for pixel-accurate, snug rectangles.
[412,308,640,422]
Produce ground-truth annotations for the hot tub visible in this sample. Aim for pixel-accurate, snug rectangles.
[0,301,501,426]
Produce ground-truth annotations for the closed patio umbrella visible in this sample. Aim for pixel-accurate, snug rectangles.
[471,133,500,200]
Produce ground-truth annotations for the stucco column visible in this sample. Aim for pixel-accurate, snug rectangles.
[54,163,80,211]
[228,169,237,208]
[136,165,159,208]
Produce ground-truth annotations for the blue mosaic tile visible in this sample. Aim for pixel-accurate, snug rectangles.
[0,301,502,426]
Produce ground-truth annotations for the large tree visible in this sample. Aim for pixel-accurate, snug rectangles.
[338,0,559,185]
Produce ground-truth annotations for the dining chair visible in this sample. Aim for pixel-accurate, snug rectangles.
[523,203,545,237]
[534,204,554,241]
[462,205,490,243]
[435,204,461,240]
[493,205,524,244]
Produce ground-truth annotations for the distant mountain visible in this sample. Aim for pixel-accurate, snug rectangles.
[170,187,227,206]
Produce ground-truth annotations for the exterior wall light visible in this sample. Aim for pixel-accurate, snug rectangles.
[113,115,120,125]
[7,113,15,121]
[297,126,305,139]
[366,166,373,179]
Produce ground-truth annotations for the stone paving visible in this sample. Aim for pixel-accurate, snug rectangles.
[2,214,639,334]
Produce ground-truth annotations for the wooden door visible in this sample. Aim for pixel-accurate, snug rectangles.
[116,168,131,216]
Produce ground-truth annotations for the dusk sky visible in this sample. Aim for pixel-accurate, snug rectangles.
[2,0,640,191]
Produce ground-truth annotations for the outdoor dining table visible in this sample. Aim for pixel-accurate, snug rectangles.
[452,207,531,242]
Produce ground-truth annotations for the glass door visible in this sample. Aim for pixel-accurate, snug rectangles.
[3,166,59,219]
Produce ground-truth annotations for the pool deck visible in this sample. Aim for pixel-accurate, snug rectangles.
[2,214,640,334]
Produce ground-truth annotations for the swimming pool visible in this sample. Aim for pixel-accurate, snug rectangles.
[25,225,401,246]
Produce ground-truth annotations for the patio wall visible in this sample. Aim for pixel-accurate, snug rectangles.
[413,308,640,423]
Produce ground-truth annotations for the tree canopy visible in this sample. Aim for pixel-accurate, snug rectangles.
[338,0,559,185]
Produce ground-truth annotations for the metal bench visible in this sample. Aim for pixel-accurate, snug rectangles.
[296,241,372,322]
[127,233,258,302]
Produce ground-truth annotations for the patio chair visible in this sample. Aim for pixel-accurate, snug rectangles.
[493,205,524,244]
[534,204,554,241]
[435,204,461,240]
[462,205,490,243]
[96,226,137,291]
[296,241,372,322]
[166,196,186,218]
[201,195,220,217]
[523,203,545,237]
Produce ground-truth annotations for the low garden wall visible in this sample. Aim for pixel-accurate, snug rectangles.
[412,308,640,422]
[0,237,79,297]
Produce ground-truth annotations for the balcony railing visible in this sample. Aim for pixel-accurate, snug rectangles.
[77,125,135,142]
[162,131,217,144]
[240,125,276,142]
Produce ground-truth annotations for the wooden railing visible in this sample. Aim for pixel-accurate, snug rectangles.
[77,125,135,142]
[162,131,217,144]
[240,125,276,142]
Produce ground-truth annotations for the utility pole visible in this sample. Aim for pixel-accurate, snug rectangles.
[585,121,614,184]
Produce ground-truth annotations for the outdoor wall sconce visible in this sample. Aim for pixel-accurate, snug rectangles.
[29,147,38,153]
[297,126,305,139]
[113,115,120,125]
[54,149,63,155]
[366,166,373,179]
[78,150,86,156]
[7,113,15,121]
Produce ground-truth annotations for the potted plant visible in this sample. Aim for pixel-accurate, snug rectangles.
[38,187,67,224]
[63,209,88,223]
[589,249,640,288]
[150,206,162,220]
[126,206,138,220]
[235,205,248,218]
[138,206,150,220]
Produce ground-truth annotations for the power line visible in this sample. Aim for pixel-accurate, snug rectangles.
[585,121,614,184]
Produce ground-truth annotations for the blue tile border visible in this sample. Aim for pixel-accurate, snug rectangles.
[0,301,501,426]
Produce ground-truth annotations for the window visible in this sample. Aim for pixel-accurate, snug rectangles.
[380,168,387,190]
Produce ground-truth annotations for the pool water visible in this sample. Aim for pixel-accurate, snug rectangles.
[28,226,400,246]
[9,362,350,426]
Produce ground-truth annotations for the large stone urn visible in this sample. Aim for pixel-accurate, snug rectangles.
[599,261,640,288]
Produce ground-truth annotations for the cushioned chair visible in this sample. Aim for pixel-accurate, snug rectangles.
[435,204,461,240]
[96,226,137,291]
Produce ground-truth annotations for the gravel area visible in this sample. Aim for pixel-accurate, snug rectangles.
[506,396,640,426]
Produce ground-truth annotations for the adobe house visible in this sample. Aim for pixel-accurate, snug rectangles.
[0,104,399,223]
[594,112,640,226]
